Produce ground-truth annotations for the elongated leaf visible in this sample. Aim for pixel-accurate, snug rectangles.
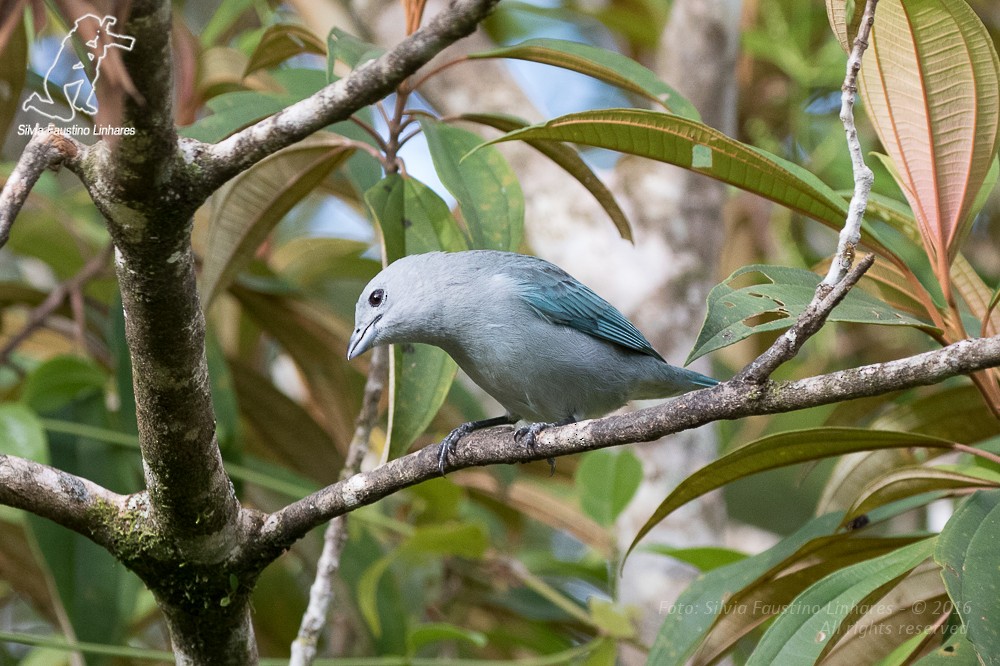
[833,0,1000,278]
[421,119,524,252]
[468,37,699,119]
[459,112,632,240]
[245,23,325,75]
[642,545,746,573]
[824,567,948,665]
[693,535,928,665]
[229,360,344,484]
[407,623,487,654]
[201,133,353,304]
[0,403,47,463]
[479,109,901,257]
[936,490,1000,664]
[575,449,642,526]
[844,466,1000,526]
[232,285,363,452]
[364,175,468,461]
[689,264,936,363]
[626,429,956,563]
[746,538,937,665]
[646,512,844,666]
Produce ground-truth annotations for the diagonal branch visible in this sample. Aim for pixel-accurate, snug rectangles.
[193,0,501,195]
[0,454,129,553]
[251,332,1000,558]
[0,243,114,368]
[736,254,876,383]
[0,128,82,248]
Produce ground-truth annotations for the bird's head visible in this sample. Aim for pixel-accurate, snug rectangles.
[347,253,445,360]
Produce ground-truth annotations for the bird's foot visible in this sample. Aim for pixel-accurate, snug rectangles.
[437,423,475,476]
[435,415,516,476]
[514,422,557,476]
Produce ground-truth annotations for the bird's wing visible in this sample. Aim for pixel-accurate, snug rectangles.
[514,261,665,361]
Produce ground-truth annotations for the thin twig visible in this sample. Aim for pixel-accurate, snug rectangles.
[0,243,114,367]
[822,0,879,288]
[737,254,876,383]
[0,128,81,248]
[734,0,881,384]
[290,345,388,666]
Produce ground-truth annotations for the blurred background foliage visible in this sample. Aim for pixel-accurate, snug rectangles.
[0,0,999,663]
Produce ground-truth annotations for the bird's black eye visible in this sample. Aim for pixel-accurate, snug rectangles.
[368,288,385,307]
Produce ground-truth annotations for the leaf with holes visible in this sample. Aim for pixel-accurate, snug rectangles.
[688,265,937,363]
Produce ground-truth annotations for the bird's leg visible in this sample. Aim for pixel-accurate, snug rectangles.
[514,416,576,475]
[437,415,517,475]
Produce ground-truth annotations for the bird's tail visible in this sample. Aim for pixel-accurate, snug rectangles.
[635,361,718,400]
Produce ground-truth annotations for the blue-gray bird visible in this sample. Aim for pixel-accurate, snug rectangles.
[347,250,717,474]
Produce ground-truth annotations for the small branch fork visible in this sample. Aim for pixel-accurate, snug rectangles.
[0,128,81,246]
[1,243,114,370]
[737,0,881,385]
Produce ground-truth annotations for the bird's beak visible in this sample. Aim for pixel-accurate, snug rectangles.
[347,315,380,360]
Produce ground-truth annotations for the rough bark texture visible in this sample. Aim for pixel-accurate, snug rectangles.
[0,0,503,662]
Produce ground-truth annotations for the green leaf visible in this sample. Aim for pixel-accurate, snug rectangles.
[406,622,487,655]
[844,466,1000,526]
[468,37,699,120]
[746,538,937,665]
[400,522,488,560]
[232,286,363,451]
[459,112,632,241]
[21,356,105,414]
[421,119,524,252]
[327,27,385,72]
[691,535,929,665]
[936,490,1000,664]
[690,264,937,363]
[357,523,487,637]
[24,380,142,653]
[201,132,353,304]
[0,403,48,464]
[646,512,844,665]
[575,449,642,526]
[642,545,746,572]
[587,597,635,639]
[914,632,982,665]
[625,429,956,564]
[364,175,468,460]
[229,360,344,484]
[245,23,325,76]
[478,109,905,255]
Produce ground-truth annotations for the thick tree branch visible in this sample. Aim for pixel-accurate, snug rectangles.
[0,128,81,247]
[252,333,1000,557]
[0,454,129,552]
[193,0,501,194]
